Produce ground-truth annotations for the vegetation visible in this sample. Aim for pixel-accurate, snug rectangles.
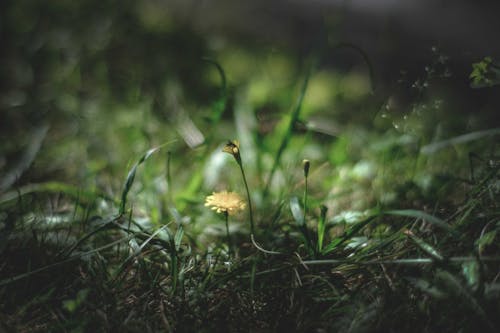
[1,1,499,332]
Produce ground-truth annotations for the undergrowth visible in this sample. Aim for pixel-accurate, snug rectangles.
[1,56,499,333]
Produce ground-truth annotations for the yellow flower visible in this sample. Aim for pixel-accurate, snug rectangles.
[205,191,246,215]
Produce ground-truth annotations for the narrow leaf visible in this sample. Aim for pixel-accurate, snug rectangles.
[384,209,455,234]
[322,215,377,255]
[0,181,114,207]
[317,205,327,252]
[461,259,481,292]
[420,128,500,154]
[290,196,305,226]
[120,147,161,214]
[174,226,184,251]
[406,232,444,262]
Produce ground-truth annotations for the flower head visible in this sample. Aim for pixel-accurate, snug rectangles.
[205,191,246,215]
[223,140,241,164]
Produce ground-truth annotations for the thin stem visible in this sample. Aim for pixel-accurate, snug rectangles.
[224,211,232,256]
[238,162,254,234]
[303,174,313,253]
[171,253,178,295]
[302,159,312,253]
[166,151,173,202]
[303,174,308,224]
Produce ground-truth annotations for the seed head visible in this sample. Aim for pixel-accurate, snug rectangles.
[303,159,310,178]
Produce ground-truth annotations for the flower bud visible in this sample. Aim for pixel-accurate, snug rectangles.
[302,159,310,178]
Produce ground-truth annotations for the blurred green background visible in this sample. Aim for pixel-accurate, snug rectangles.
[1,2,500,331]
[1,0,499,214]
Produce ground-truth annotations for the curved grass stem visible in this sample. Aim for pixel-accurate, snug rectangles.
[250,234,281,255]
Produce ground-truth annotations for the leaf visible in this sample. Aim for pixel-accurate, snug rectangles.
[420,128,500,155]
[345,236,369,251]
[290,196,305,226]
[331,210,368,225]
[475,230,497,254]
[322,215,377,255]
[0,124,49,193]
[120,147,161,215]
[138,225,170,252]
[462,259,481,292]
[290,196,314,254]
[317,205,327,252]
[383,209,455,234]
[202,58,227,123]
[263,58,315,197]
[406,233,444,262]
[159,225,172,243]
[169,206,183,227]
[470,57,500,88]
[62,288,90,313]
[0,181,114,207]
[174,226,184,252]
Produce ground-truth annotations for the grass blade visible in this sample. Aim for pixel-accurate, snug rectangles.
[202,57,227,124]
[0,124,49,193]
[405,231,444,262]
[174,226,184,252]
[383,209,456,234]
[421,128,500,154]
[119,147,161,215]
[317,205,327,252]
[290,196,304,226]
[0,181,114,207]
[322,215,378,255]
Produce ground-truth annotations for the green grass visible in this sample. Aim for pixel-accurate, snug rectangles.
[1,53,500,333]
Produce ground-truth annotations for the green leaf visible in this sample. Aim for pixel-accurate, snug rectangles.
[420,128,500,155]
[62,288,90,313]
[406,232,444,262]
[331,210,368,225]
[263,57,315,197]
[174,226,184,252]
[322,215,377,255]
[290,196,314,254]
[462,259,481,292]
[202,58,227,123]
[383,209,455,234]
[120,147,161,215]
[317,205,327,252]
[0,124,49,193]
[475,230,497,254]
[0,181,114,207]
[290,196,305,226]
[470,56,500,88]
[345,236,369,250]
